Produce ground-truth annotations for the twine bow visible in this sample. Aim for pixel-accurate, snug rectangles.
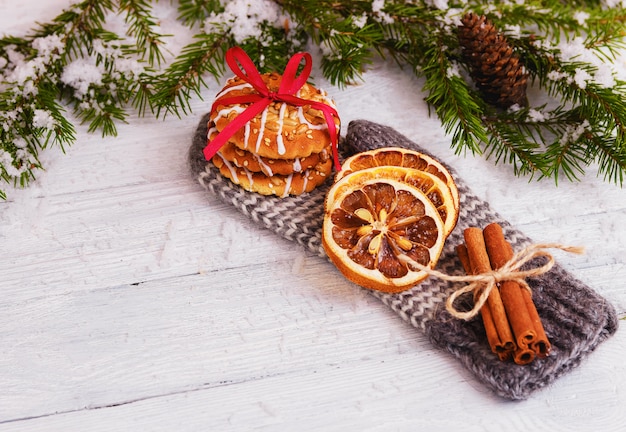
[405,243,584,320]
[203,46,341,171]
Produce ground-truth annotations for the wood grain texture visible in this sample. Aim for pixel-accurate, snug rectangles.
[1,2,625,430]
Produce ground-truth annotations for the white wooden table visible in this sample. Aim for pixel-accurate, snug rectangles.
[1,2,625,431]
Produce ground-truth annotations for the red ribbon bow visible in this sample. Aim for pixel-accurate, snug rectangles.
[203,47,341,171]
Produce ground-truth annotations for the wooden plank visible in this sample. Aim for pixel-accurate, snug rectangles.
[1,345,624,431]
[0,261,435,422]
[0,180,303,299]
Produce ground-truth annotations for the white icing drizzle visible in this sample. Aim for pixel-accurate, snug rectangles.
[296,107,326,130]
[213,105,247,124]
[244,167,254,185]
[217,152,259,189]
[256,155,273,176]
[207,125,218,137]
[243,121,251,150]
[317,89,338,112]
[281,173,294,198]
[254,106,269,153]
[217,153,239,183]
[214,81,253,100]
[302,169,310,193]
[292,158,302,172]
[276,103,287,155]
[293,87,337,131]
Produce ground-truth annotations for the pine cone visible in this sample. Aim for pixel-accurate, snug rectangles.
[458,13,528,109]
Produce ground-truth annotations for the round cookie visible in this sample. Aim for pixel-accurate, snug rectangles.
[218,141,331,176]
[211,153,333,197]
[208,121,331,176]
[210,73,339,160]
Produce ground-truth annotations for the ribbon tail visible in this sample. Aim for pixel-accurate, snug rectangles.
[203,99,270,161]
[295,98,340,172]
[323,109,341,172]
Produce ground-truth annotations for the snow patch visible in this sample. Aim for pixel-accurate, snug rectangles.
[60,59,104,98]
[204,0,294,44]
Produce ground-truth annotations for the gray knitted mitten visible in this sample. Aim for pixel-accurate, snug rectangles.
[189,115,618,400]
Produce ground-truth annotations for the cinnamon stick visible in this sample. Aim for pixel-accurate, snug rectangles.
[522,289,552,357]
[456,244,509,360]
[483,222,551,358]
[483,223,537,348]
[460,229,515,356]
[513,346,536,365]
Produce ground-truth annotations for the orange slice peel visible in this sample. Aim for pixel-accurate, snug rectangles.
[337,147,459,212]
[322,147,459,293]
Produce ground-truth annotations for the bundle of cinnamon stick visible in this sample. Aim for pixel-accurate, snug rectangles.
[457,222,551,365]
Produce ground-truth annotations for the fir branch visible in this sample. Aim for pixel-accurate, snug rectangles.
[278,0,382,86]
[177,0,223,27]
[422,40,488,155]
[592,134,626,184]
[542,129,593,183]
[0,0,154,197]
[379,4,440,65]
[0,76,76,200]
[118,0,167,66]
[148,32,230,117]
[3,0,626,199]
[475,1,586,43]
[30,0,116,61]
[482,113,545,178]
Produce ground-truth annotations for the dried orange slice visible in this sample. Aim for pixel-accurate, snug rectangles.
[322,170,446,293]
[337,147,460,212]
[331,166,458,236]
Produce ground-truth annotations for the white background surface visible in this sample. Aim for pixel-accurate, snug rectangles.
[1,1,625,431]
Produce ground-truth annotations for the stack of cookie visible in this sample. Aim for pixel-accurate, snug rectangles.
[208,72,339,197]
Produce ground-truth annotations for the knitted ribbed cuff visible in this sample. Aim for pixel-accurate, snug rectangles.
[189,115,618,400]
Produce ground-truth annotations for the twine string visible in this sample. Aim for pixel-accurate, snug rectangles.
[402,243,584,320]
